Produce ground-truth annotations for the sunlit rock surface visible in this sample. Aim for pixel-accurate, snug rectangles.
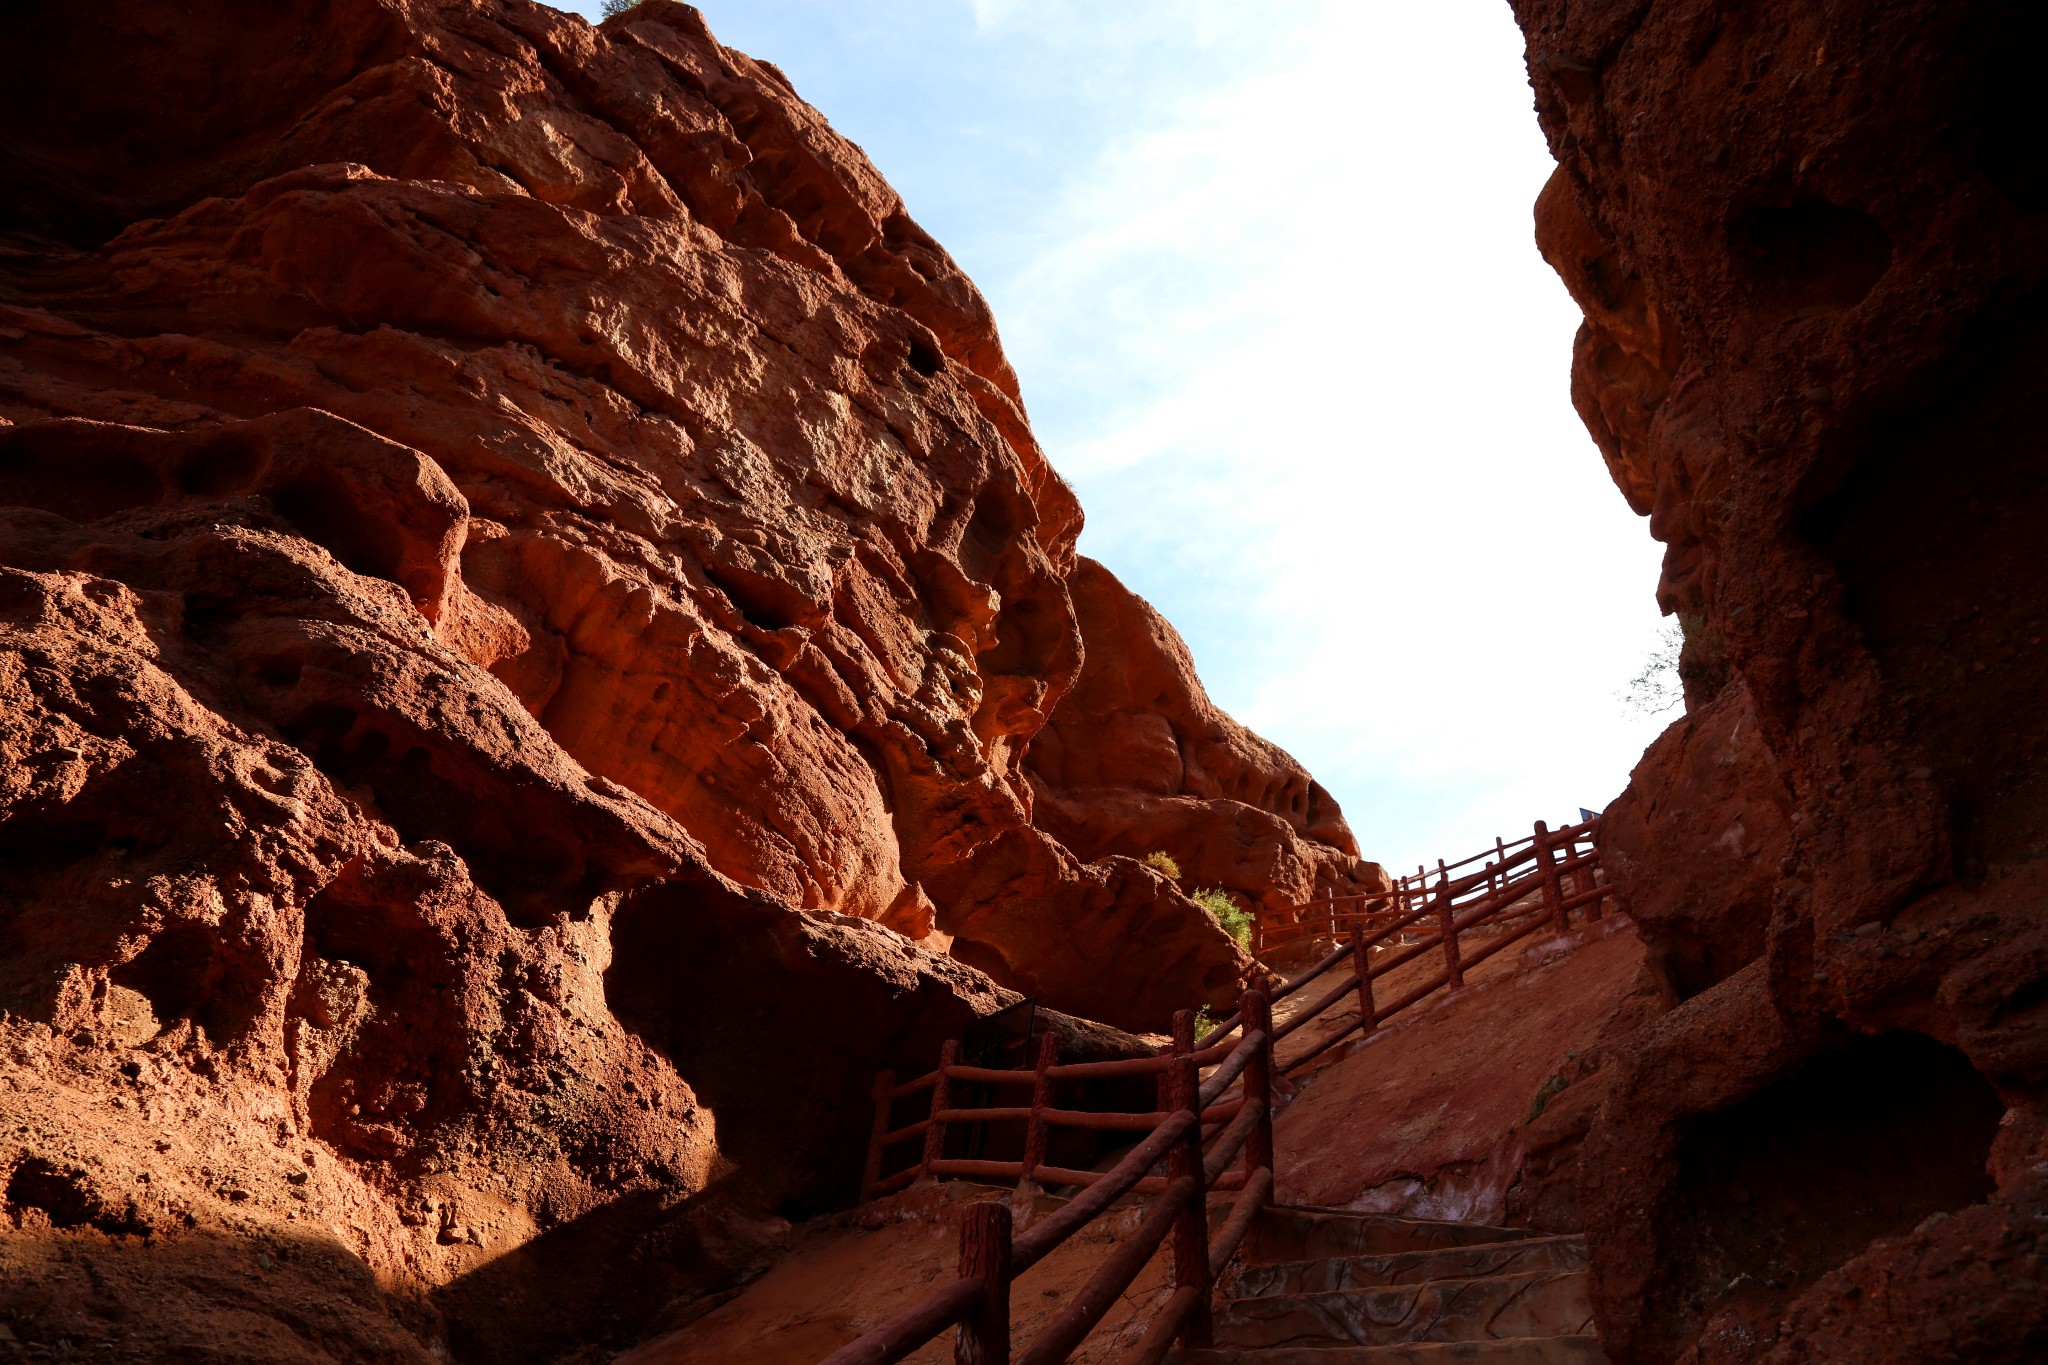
[0,1,1369,1357]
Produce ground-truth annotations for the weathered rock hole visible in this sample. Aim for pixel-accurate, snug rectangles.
[906,336,943,377]
[8,1158,99,1229]
[1653,1032,2001,1358]
[0,434,164,521]
[303,885,423,988]
[110,920,229,1039]
[1728,197,1892,320]
[173,432,263,496]
[5,1157,149,1236]
[179,596,242,645]
[0,812,108,874]
[703,561,803,632]
[299,884,462,1160]
[1997,971,2048,1022]
[261,660,303,690]
[270,477,411,591]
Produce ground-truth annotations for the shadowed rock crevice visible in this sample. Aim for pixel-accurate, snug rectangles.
[1649,1033,2003,1362]
[604,881,1017,1217]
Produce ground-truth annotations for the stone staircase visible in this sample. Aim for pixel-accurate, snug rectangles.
[1179,1205,1607,1364]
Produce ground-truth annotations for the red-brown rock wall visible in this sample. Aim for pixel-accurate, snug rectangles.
[1510,1,2048,1360]
[0,1,1369,1358]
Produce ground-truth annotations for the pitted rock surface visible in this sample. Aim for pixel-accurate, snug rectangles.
[1509,1,2048,1361]
[0,2,1369,1359]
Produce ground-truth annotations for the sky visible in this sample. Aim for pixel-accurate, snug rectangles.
[558,0,1677,876]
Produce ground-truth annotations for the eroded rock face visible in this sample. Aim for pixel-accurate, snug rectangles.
[1029,557,1386,924]
[1511,1,2048,1360]
[0,0,1360,1357]
[1598,679,1796,1003]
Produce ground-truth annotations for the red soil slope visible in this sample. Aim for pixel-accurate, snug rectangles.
[1273,918,1646,1227]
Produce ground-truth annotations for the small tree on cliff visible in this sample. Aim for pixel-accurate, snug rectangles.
[600,0,642,18]
[1621,618,1684,715]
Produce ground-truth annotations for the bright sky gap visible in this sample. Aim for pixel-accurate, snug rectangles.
[560,0,1675,874]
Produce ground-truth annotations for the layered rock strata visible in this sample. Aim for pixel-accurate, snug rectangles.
[1510,2,2048,1361]
[0,1,1371,1358]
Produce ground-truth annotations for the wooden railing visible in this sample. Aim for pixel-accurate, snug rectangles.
[830,814,1612,1365]
[1252,815,1608,1080]
[830,994,1277,1365]
[1254,816,1605,961]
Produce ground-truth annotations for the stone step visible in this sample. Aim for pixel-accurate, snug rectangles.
[1231,1236,1589,1298]
[1244,1206,1549,1264]
[1213,1270,1596,1350]
[1180,1334,1609,1364]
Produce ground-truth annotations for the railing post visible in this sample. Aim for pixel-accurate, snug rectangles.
[921,1039,957,1181]
[862,1068,896,1200]
[1435,865,1463,989]
[1534,819,1568,934]
[1167,1009,1214,1348]
[1350,923,1378,1034]
[1240,989,1275,1196]
[1019,1033,1058,1192]
[1154,1032,1175,1117]
[1581,826,1597,925]
[955,1201,1011,1365]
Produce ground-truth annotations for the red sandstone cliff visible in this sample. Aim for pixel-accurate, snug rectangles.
[1028,557,1382,925]
[1508,2,2048,1361]
[0,1,1371,1358]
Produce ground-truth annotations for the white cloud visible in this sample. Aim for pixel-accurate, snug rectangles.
[974,0,1672,867]
[966,0,1014,31]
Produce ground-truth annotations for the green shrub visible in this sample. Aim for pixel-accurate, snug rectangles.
[1526,1072,1570,1123]
[1192,887,1252,946]
[600,0,642,18]
[1141,850,1182,880]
